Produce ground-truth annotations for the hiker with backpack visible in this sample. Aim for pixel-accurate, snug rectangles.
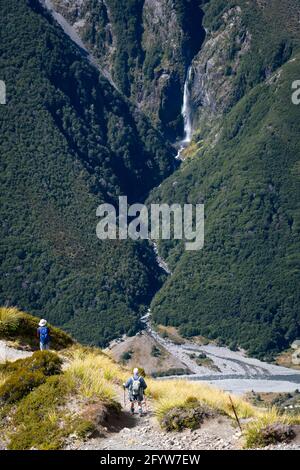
[123,368,147,416]
[37,319,50,351]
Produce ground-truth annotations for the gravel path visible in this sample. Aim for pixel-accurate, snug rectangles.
[77,404,241,451]
[76,395,300,451]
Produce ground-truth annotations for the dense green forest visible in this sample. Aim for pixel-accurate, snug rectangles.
[149,0,300,359]
[0,0,175,346]
[1,0,299,358]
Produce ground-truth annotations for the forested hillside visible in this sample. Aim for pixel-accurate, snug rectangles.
[1,0,300,359]
[149,0,300,359]
[0,0,175,346]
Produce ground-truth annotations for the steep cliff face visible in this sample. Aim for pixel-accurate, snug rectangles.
[186,0,299,147]
[189,5,251,143]
[51,0,117,81]
[51,0,206,140]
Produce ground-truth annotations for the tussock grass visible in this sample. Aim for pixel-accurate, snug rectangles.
[147,379,300,448]
[0,370,7,388]
[244,407,300,448]
[146,379,258,421]
[65,347,127,401]
[2,306,300,449]
[0,307,22,333]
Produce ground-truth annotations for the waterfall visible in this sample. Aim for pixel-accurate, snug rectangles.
[182,66,193,143]
[176,66,193,159]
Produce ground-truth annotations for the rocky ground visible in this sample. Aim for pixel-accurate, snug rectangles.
[75,402,300,451]
[77,407,242,451]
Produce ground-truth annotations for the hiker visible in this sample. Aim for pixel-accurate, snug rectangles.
[37,319,50,351]
[123,368,147,416]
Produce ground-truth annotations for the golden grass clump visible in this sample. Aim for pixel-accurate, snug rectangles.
[244,406,300,448]
[146,378,258,422]
[0,307,73,349]
[65,347,127,401]
[0,370,8,388]
[0,307,22,332]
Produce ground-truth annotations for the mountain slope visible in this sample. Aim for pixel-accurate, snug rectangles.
[0,0,175,346]
[149,1,300,359]
[1,308,299,451]
[51,0,206,139]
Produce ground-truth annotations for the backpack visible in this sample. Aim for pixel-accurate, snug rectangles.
[39,326,49,345]
[131,377,141,397]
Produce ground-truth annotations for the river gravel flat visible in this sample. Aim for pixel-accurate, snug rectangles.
[141,312,300,394]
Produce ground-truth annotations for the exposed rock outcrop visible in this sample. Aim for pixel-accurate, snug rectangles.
[51,0,206,139]
[189,6,251,142]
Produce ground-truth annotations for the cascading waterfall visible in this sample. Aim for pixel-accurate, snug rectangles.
[182,66,193,143]
[176,66,193,159]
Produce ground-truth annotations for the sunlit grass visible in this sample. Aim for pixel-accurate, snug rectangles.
[0,307,22,332]
[1,307,300,450]
[64,347,127,401]
[0,370,8,388]
[47,409,60,426]
[146,378,258,421]
[146,378,300,448]
[244,406,300,448]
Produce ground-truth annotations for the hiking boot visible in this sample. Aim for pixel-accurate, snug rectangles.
[130,407,134,415]
[138,407,143,417]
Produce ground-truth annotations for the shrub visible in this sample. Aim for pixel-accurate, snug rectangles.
[260,424,295,446]
[9,375,73,450]
[151,368,190,378]
[198,352,207,359]
[246,422,296,448]
[0,370,46,404]
[0,351,62,404]
[160,397,215,432]
[121,350,133,362]
[0,351,62,376]
[244,407,300,448]
[151,346,162,357]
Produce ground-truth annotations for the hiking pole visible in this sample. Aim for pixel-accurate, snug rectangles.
[123,385,126,407]
[143,395,148,413]
[229,395,242,432]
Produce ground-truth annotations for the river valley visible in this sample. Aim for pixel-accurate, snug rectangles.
[140,310,300,395]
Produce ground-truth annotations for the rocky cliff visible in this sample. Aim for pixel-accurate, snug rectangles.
[189,5,251,144]
[51,0,206,139]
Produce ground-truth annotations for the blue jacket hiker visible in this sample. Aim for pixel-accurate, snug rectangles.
[123,368,147,416]
[37,319,50,351]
